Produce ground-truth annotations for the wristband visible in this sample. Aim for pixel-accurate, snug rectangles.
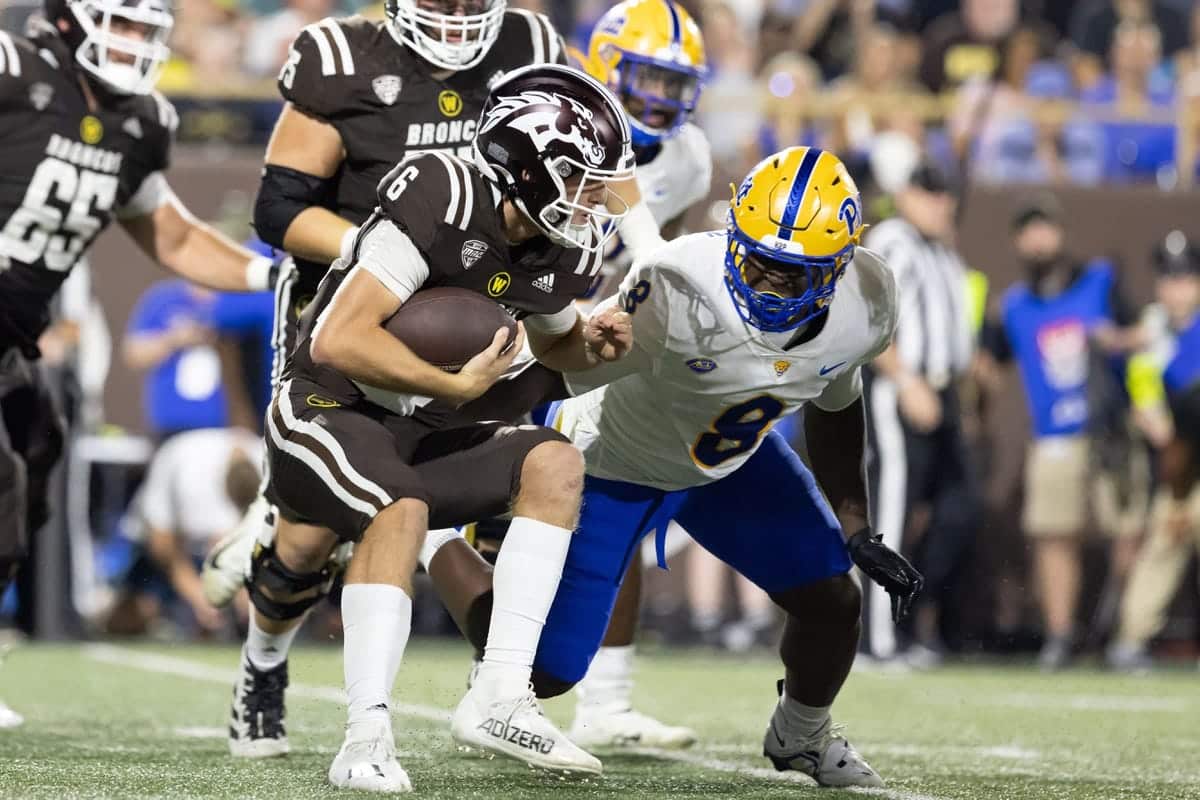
[245,256,274,291]
[846,527,874,551]
[340,225,361,261]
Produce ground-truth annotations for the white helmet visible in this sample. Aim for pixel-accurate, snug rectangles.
[47,0,173,95]
[384,0,506,72]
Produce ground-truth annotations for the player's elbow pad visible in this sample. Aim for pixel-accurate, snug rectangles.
[254,164,335,249]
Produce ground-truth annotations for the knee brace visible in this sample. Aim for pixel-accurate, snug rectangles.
[246,540,338,621]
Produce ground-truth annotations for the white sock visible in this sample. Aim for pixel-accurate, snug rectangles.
[246,612,301,671]
[575,644,635,713]
[418,527,466,572]
[341,583,412,725]
[474,516,572,698]
[774,684,831,743]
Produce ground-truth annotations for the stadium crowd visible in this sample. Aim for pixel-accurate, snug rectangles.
[3,0,1200,685]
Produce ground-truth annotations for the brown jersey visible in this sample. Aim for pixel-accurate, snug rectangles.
[287,151,602,411]
[277,11,566,296]
[0,29,174,356]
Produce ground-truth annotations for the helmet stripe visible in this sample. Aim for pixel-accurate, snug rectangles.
[664,0,681,48]
[778,148,823,241]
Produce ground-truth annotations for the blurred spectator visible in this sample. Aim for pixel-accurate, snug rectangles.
[739,51,823,171]
[1079,19,1177,183]
[123,280,226,439]
[695,1,758,163]
[864,159,978,666]
[827,22,923,156]
[919,0,1020,92]
[161,0,248,92]
[950,23,1064,183]
[982,196,1143,670]
[243,0,338,79]
[777,0,875,81]
[1109,231,1200,671]
[105,428,262,637]
[1069,0,1188,90]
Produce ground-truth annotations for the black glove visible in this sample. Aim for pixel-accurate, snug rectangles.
[846,527,924,623]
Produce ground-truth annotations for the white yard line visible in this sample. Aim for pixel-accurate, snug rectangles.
[996,692,1189,713]
[83,643,450,723]
[86,644,951,800]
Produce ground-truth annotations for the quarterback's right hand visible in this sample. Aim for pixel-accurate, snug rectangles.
[453,323,525,406]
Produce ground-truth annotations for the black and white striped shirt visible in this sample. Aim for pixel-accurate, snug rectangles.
[865,218,973,390]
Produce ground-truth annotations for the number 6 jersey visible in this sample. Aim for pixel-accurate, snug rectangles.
[0,27,175,356]
[559,231,899,491]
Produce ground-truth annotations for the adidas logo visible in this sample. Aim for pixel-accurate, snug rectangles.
[532,273,555,293]
[476,718,555,754]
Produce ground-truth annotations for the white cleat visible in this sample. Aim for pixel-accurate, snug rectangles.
[763,716,884,788]
[0,700,23,729]
[570,705,697,749]
[203,496,271,607]
[451,686,602,775]
[328,717,412,793]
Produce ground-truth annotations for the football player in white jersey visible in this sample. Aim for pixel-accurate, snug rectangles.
[562,0,713,750]
[529,147,924,787]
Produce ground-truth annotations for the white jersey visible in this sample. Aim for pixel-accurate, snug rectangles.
[582,124,712,310]
[560,232,898,491]
[135,428,264,556]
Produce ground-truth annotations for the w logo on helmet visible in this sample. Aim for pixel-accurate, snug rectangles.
[481,91,608,168]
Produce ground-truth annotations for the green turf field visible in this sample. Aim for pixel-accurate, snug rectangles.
[0,641,1195,799]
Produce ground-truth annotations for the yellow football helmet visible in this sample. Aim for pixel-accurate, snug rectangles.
[726,146,865,332]
[585,0,707,146]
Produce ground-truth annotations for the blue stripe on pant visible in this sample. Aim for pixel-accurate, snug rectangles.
[533,429,852,685]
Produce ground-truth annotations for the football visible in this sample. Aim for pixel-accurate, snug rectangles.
[384,287,518,372]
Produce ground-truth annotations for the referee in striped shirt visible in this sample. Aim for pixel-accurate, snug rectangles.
[862,160,980,665]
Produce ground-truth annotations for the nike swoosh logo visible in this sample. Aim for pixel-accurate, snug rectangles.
[819,361,847,376]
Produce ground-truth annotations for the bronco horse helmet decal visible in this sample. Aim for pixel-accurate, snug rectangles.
[474,64,635,253]
[480,90,610,168]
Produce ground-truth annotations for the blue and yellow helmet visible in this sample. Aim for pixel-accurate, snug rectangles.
[585,0,707,147]
[726,147,865,332]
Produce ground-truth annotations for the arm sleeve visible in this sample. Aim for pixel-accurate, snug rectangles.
[355,220,431,304]
[524,304,579,337]
[116,172,173,219]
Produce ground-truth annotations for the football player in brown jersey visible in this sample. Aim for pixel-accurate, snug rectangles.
[0,0,280,728]
[239,65,637,791]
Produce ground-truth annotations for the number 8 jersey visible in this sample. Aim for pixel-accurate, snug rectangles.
[559,231,898,491]
[0,27,175,355]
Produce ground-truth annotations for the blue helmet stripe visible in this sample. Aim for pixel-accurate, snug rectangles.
[664,0,681,47]
[778,148,823,241]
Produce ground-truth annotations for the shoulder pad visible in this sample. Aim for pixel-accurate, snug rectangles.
[279,17,371,116]
[0,30,41,106]
[378,152,489,250]
[148,91,179,133]
[500,9,564,66]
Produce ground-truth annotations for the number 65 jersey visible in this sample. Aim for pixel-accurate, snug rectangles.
[0,28,174,355]
[559,231,898,491]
